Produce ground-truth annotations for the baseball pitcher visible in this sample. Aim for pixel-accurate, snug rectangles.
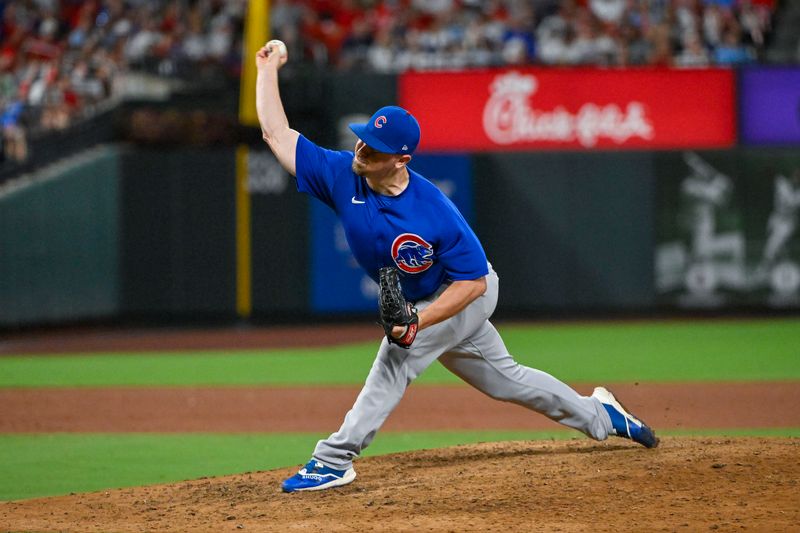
[255,41,658,493]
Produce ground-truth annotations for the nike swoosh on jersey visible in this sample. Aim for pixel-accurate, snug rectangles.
[351,196,365,204]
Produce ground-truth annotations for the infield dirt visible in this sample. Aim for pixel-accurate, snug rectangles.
[2,325,799,531]
[2,437,799,532]
[2,382,800,432]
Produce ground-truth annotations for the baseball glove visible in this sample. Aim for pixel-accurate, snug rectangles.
[378,267,419,349]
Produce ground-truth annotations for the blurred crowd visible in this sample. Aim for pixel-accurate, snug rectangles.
[0,0,245,163]
[0,0,783,164]
[272,0,776,71]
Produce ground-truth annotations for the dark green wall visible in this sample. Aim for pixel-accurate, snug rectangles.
[119,148,236,317]
[247,147,310,314]
[3,68,797,328]
[0,147,120,326]
[474,152,656,311]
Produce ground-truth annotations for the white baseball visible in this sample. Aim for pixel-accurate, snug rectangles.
[266,39,287,58]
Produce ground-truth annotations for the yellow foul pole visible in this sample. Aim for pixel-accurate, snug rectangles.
[239,0,269,127]
[236,0,269,317]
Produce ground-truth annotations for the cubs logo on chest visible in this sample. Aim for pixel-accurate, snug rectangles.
[391,233,434,273]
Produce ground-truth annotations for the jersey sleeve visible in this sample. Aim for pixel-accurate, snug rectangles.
[436,202,489,281]
[294,134,351,209]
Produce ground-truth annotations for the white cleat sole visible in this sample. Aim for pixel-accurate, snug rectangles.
[592,386,644,433]
[292,468,357,492]
[592,386,659,448]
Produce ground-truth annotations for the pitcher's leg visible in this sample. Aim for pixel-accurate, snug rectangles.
[439,322,612,440]
[313,320,453,470]
[313,341,410,469]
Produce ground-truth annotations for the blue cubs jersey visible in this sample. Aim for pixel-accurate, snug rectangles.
[295,134,488,301]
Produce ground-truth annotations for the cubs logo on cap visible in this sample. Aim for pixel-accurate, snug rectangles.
[349,106,421,155]
[392,233,434,273]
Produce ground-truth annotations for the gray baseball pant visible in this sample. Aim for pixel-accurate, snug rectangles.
[313,265,613,470]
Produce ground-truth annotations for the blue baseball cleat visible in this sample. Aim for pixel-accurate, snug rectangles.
[592,387,659,449]
[281,459,357,493]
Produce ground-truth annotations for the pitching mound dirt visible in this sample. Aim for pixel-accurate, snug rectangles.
[2,437,798,532]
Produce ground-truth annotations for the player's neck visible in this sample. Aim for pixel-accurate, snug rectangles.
[365,167,409,197]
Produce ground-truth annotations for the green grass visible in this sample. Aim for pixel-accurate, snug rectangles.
[1,319,799,387]
[2,429,798,501]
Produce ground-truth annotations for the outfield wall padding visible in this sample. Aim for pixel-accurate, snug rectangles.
[0,147,120,326]
[473,151,656,311]
[119,148,236,317]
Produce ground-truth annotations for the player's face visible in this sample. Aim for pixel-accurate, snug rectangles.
[352,139,401,177]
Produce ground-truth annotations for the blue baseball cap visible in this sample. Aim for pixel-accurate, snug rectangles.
[349,106,421,155]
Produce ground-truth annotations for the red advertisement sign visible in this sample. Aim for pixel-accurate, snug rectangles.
[399,68,736,151]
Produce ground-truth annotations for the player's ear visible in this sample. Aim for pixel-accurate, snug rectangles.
[396,155,412,168]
